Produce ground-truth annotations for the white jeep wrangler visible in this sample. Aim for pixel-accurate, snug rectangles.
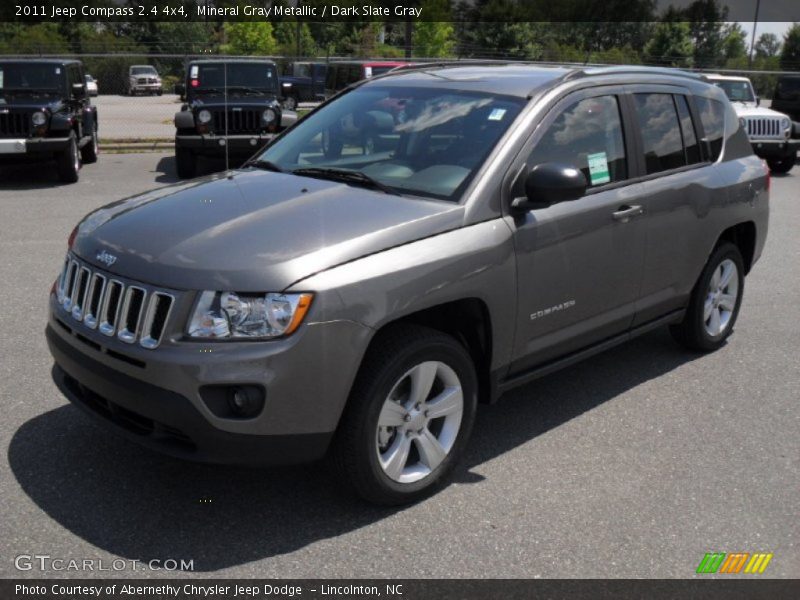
[707,74,798,174]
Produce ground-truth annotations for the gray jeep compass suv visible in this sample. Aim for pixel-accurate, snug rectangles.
[47,64,769,504]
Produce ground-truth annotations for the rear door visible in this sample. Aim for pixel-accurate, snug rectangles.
[506,86,649,373]
[627,86,721,325]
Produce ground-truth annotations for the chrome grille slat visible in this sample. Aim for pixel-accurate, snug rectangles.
[746,116,782,140]
[139,293,175,349]
[71,267,91,320]
[57,253,174,349]
[117,286,147,344]
[83,273,106,329]
[99,280,124,336]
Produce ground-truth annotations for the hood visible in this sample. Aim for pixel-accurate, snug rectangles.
[733,105,790,119]
[72,169,464,292]
[0,94,62,111]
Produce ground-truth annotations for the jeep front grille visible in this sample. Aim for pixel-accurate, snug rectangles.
[211,108,263,134]
[0,111,31,138]
[745,116,782,139]
[56,254,174,349]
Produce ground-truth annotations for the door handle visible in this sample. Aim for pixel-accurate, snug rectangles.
[612,204,644,223]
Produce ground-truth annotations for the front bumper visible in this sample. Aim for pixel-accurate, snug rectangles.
[46,294,372,465]
[0,136,70,157]
[175,133,276,156]
[750,139,799,158]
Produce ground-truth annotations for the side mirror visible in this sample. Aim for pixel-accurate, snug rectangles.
[512,162,588,211]
[756,96,761,106]
[71,83,86,99]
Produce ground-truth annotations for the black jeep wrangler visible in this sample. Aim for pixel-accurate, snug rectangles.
[173,59,297,178]
[0,59,98,183]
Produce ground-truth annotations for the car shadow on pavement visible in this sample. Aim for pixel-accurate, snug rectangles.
[9,328,699,572]
[154,155,249,184]
[0,161,71,189]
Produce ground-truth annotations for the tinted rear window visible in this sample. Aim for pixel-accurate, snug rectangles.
[775,78,800,100]
[633,93,686,174]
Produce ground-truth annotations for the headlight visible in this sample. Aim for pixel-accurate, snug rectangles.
[262,108,276,124]
[31,111,47,126]
[781,117,791,130]
[188,291,313,339]
[197,109,212,124]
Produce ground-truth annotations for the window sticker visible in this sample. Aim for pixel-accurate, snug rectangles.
[190,65,199,79]
[488,108,506,121]
[55,67,61,75]
[587,151,611,185]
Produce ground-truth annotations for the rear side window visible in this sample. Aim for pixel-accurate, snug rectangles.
[675,95,702,165]
[527,95,627,187]
[694,97,726,162]
[633,93,686,174]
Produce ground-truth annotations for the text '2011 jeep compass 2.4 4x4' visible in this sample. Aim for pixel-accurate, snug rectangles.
[47,65,769,505]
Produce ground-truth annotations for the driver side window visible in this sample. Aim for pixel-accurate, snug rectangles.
[526,95,628,190]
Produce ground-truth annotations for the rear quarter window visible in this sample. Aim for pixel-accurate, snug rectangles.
[694,96,728,162]
[633,93,687,174]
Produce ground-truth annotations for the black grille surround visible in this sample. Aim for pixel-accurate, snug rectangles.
[0,110,32,138]
[210,107,265,134]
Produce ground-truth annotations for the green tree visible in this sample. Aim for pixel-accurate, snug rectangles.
[644,22,694,67]
[2,24,69,55]
[754,33,781,58]
[667,0,727,68]
[274,22,319,58]
[721,22,747,62]
[221,22,277,55]
[780,23,800,71]
[414,22,456,58]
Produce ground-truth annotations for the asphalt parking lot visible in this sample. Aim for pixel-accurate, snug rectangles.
[0,154,798,579]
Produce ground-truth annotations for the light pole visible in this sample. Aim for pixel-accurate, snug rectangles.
[748,0,761,68]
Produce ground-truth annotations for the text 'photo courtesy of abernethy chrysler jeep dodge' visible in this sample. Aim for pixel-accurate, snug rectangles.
[47,64,769,505]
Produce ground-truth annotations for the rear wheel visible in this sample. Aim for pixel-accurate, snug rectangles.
[80,122,99,164]
[766,156,795,174]
[670,242,744,352]
[332,325,477,505]
[175,146,197,179]
[56,133,80,183]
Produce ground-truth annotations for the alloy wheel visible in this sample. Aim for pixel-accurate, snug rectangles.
[703,258,739,337]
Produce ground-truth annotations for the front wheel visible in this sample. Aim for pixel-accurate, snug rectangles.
[56,133,80,183]
[766,156,795,174]
[670,242,744,352]
[80,122,99,164]
[332,325,478,505]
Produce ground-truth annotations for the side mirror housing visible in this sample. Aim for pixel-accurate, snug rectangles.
[512,162,588,211]
[71,83,86,99]
[756,96,761,106]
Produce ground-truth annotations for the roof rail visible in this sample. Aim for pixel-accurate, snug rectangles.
[564,65,705,81]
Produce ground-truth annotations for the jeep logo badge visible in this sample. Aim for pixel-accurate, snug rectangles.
[96,250,117,267]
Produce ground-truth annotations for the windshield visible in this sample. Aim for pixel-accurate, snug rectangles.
[189,63,278,93]
[131,66,156,76]
[775,78,800,100]
[256,86,525,201]
[0,63,64,92]
[713,80,755,103]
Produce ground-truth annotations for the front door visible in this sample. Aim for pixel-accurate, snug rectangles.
[507,89,648,373]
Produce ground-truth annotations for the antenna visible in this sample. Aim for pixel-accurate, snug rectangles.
[224,60,231,178]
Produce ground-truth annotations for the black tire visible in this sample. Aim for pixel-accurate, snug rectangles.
[175,146,197,179]
[56,133,80,184]
[80,123,99,164]
[331,325,478,505]
[670,242,745,352]
[766,156,795,174]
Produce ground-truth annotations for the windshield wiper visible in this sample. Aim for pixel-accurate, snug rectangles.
[244,159,284,172]
[226,85,270,95]
[291,167,399,195]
